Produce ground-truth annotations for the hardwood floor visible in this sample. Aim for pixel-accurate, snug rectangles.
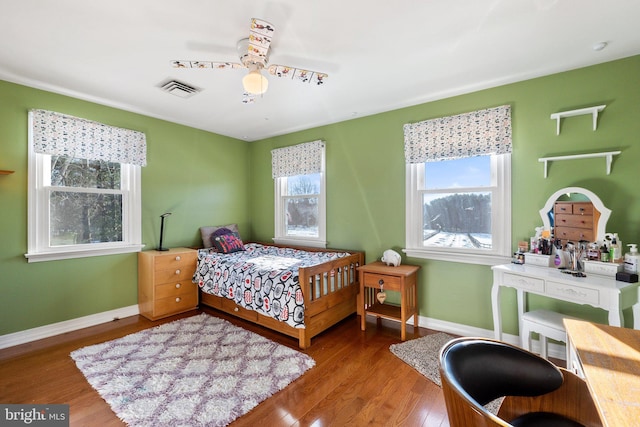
[0,307,451,426]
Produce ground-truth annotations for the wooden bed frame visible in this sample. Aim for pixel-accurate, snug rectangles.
[199,243,365,349]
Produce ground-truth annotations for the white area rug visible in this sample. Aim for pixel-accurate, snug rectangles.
[71,313,315,427]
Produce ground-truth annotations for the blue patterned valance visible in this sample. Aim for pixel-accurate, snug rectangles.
[403,105,512,163]
[30,109,147,166]
[271,140,325,178]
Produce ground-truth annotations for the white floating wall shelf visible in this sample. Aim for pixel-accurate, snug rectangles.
[550,105,606,135]
[538,151,621,178]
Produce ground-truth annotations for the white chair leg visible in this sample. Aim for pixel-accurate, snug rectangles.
[522,330,531,351]
[540,334,548,359]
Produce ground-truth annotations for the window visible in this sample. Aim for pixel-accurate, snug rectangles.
[272,141,326,248]
[26,110,145,262]
[405,154,511,264]
[403,106,512,265]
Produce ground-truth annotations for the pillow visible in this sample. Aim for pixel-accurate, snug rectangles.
[211,233,245,254]
[212,227,235,238]
[209,228,241,247]
[199,224,240,248]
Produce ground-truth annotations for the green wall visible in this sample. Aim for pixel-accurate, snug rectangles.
[0,80,250,335]
[250,55,640,333]
[2,55,639,338]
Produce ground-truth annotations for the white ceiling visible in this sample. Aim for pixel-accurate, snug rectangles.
[1,0,639,141]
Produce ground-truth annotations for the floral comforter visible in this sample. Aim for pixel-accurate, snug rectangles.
[193,243,350,328]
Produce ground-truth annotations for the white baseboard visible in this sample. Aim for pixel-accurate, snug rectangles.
[7,307,567,360]
[417,314,567,360]
[0,305,140,350]
[367,312,567,361]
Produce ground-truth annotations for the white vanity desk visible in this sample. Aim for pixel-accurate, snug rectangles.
[491,263,640,340]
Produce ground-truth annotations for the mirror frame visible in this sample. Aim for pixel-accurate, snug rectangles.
[539,186,611,243]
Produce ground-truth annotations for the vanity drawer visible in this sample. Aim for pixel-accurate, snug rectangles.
[554,228,594,242]
[546,281,599,306]
[554,202,594,216]
[502,273,544,292]
[555,202,573,214]
[555,214,594,229]
[571,202,594,215]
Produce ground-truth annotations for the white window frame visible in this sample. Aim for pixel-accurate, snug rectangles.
[273,173,326,249]
[25,145,143,263]
[404,153,512,265]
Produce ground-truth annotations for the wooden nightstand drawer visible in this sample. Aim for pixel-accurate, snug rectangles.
[155,266,195,284]
[154,251,196,269]
[363,272,401,291]
[153,291,198,317]
[155,280,197,299]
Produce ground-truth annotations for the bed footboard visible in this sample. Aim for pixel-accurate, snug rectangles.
[297,251,365,347]
[199,246,364,349]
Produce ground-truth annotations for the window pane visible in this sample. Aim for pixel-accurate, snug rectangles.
[51,156,121,189]
[422,192,492,249]
[424,155,491,189]
[50,191,123,245]
[286,173,320,196]
[286,197,319,237]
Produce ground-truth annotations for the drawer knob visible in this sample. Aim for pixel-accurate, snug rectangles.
[378,279,384,285]
[175,269,181,275]
[175,297,181,303]
[234,307,239,312]
[175,283,181,289]
[175,255,181,261]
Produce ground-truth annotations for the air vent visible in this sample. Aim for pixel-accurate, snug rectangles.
[158,79,201,98]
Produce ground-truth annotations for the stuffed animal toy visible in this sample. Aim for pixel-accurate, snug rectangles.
[381,249,401,267]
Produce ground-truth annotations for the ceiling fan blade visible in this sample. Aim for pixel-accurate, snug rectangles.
[268,65,328,86]
[247,18,275,65]
[171,60,244,69]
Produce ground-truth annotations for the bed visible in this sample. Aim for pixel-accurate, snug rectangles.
[192,240,365,349]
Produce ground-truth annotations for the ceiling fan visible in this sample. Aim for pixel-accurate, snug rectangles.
[172,18,328,103]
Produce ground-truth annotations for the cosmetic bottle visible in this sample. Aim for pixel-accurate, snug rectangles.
[624,244,640,273]
[610,234,623,263]
[600,245,609,263]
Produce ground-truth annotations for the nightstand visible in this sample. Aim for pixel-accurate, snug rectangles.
[358,261,420,340]
[138,247,198,320]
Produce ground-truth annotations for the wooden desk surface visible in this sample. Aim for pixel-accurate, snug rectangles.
[564,319,640,427]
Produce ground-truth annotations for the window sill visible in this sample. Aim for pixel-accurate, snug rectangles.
[403,248,512,266]
[272,237,327,249]
[25,244,144,263]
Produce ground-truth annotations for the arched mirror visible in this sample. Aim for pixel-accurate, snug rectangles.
[539,186,611,243]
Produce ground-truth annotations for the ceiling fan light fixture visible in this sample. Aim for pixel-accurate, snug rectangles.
[243,68,268,95]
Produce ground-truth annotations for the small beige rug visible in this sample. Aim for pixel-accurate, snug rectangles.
[390,332,503,414]
[389,332,453,386]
